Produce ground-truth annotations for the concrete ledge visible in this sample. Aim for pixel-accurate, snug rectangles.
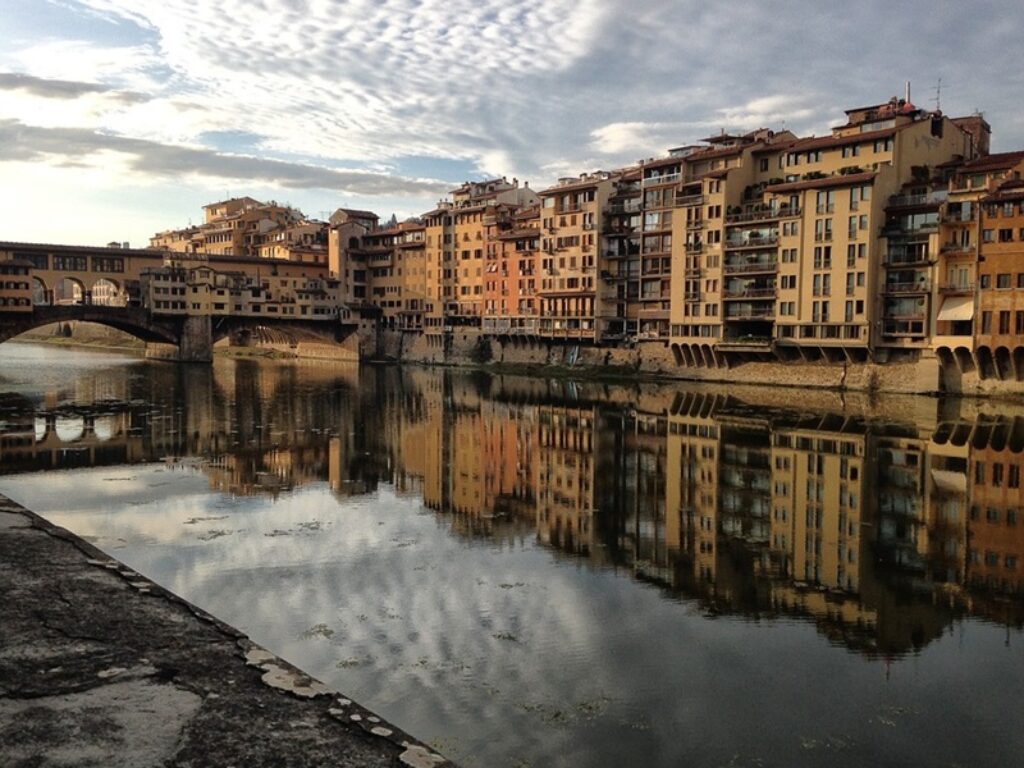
[0,494,452,768]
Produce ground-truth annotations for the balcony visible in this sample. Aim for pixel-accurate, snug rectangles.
[888,191,947,208]
[686,219,704,230]
[884,252,931,267]
[939,283,975,295]
[725,235,778,250]
[676,193,705,207]
[883,280,931,295]
[724,261,778,275]
[723,287,778,299]
[685,242,703,254]
[940,242,976,256]
[725,309,775,320]
[607,201,642,215]
[725,206,801,224]
[643,172,681,187]
[882,222,939,237]
[941,208,976,224]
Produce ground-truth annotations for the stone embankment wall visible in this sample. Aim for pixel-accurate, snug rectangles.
[378,329,949,396]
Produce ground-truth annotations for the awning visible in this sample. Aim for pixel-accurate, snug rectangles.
[937,295,974,322]
[931,469,967,494]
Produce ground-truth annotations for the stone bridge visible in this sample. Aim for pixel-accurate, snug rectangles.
[0,305,358,362]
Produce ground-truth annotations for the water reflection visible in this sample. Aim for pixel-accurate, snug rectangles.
[2,347,1022,661]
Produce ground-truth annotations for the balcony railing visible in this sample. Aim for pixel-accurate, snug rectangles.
[888,192,947,208]
[685,242,703,253]
[725,206,801,224]
[725,235,778,249]
[686,219,704,230]
[676,193,705,206]
[723,287,778,299]
[607,201,642,214]
[643,172,681,186]
[941,209,976,223]
[940,242,976,255]
[724,261,778,275]
[884,252,931,266]
[725,309,776,320]
[939,283,975,295]
[882,222,939,236]
[883,281,931,294]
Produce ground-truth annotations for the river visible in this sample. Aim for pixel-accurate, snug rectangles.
[1,343,1022,767]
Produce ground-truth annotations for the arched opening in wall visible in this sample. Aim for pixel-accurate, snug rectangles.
[990,420,1009,451]
[933,422,953,445]
[936,346,954,368]
[949,423,971,447]
[972,422,992,450]
[1009,418,1024,453]
[90,278,126,307]
[976,346,996,380]
[32,276,48,306]
[92,415,118,442]
[54,415,85,443]
[954,346,975,373]
[1014,347,1024,382]
[53,277,86,306]
[701,344,714,369]
[671,343,683,366]
[995,347,1013,381]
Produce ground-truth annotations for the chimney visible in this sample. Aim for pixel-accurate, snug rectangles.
[905,81,911,103]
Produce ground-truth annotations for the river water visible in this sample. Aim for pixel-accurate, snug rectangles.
[1,343,1022,767]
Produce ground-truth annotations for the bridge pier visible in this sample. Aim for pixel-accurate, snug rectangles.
[178,315,213,363]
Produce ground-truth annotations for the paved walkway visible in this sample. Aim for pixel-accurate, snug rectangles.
[0,494,451,768]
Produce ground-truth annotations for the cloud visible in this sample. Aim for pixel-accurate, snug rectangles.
[2,0,1024,245]
[0,119,449,196]
[0,71,145,103]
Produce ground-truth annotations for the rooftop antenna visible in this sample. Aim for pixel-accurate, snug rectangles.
[934,78,943,111]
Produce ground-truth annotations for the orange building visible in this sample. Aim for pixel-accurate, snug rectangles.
[975,180,1024,380]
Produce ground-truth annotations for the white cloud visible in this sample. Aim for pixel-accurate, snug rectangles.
[2,0,1024,243]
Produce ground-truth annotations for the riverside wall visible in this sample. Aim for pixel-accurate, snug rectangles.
[0,494,453,768]
[377,329,956,396]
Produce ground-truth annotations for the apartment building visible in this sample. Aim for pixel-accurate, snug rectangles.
[0,259,34,312]
[361,220,427,330]
[327,207,380,305]
[975,174,1024,381]
[151,197,305,258]
[537,173,614,341]
[422,178,539,336]
[141,264,344,320]
[483,205,541,335]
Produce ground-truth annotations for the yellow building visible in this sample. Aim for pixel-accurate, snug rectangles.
[538,173,615,341]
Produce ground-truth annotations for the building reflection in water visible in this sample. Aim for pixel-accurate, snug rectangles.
[2,357,1023,657]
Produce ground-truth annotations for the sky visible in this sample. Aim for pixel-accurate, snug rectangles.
[0,0,1022,247]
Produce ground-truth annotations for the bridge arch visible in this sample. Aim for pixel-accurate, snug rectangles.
[0,306,182,347]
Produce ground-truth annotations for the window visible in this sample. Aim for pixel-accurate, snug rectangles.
[981,311,992,333]
[980,274,991,289]
[997,273,1011,289]
[1000,229,1014,242]
[999,311,1011,334]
